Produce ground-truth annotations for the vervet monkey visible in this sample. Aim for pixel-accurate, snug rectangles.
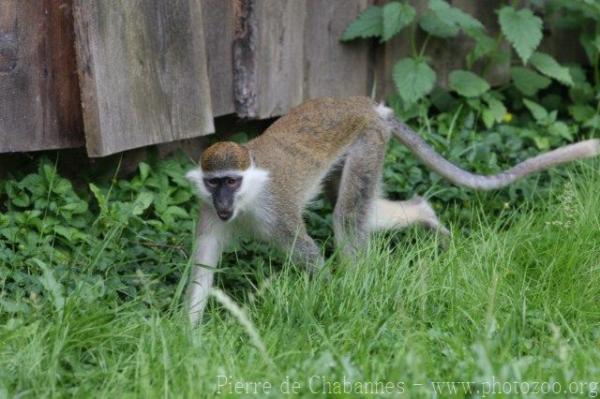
[185,96,600,324]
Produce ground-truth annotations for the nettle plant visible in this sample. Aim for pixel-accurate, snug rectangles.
[0,158,200,314]
[342,0,600,207]
[342,0,581,132]
[548,0,600,130]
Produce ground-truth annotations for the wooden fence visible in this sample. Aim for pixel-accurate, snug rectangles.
[0,0,582,158]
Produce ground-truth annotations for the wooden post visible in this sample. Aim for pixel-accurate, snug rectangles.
[303,0,373,100]
[233,0,373,119]
[73,0,214,157]
[0,0,84,153]
[202,0,236,117]
[233,0,306,118]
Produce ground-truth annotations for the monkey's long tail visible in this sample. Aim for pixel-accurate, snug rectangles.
[390,118,600,190]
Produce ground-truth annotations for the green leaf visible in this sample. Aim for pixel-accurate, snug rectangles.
[485,96,507,120]
[568,104,595,122]
[164,206,189,219]
[89,184,107,212]
[382,2,415,42]
[468,30,497,62]
[548,121,573,140]
[32,259,65,313]
[569,80,595,104]
[465,98,482,111]
[533,136,550,151]
[52,178,72,195]
[482,95,507,128]
[498,6,543,64]
[529,52,573,86]
[510,67,551,96]
[341,6,382,41]
[580,33,600,66]
[392,58,437,105]
[448,70,490,98]
[139,162,151,182]
[0,227,19,242]
[61,201,88,214]
[419,11,458,38]
[568,65,589,86]
[482,110,495,129]
[12,192,30,208]
[429,87,456,111]
[0,299,30,314]
[53,225,86,241]
[429,0,483,31]
[42,164,57,184]
[584,115,600,129]
[20,174,46,196]
[132,192,154,216]
[523,99,548,122]
[5,182,30,208]
[171,189,192,205]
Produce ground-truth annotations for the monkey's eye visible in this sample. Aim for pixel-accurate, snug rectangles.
[226,178,240,187]
[205,178,219,188]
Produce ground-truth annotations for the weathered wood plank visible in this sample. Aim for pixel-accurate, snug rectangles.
[202,0,235,116]
[73,0,214,157]
[254,0,306,118]
[232,0,257,118]
[233,0,306,119]
[0,0,84,153]
[540,13,587,65]
[304,0,372,99]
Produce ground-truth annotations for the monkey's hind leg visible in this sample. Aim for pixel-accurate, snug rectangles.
[334,131,449,259]
[368,196,450,237]
[333,133,387,258]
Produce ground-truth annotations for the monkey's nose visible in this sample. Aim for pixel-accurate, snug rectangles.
[217,209,233,221]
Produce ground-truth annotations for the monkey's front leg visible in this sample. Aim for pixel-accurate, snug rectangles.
[274,218,324,275]
[291,233,324,275]
[186,229,223,325]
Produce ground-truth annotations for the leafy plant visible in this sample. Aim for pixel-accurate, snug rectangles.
[0,155,336,317]
[342,0,579,125]
[498,6,542,64]
[341,0,600,213]
[0,157,202,315]
[393,58,436,105]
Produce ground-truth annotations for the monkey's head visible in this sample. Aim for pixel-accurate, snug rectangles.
[186,141,269,222]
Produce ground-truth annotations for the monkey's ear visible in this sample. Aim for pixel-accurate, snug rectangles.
[186,168,205,191]
[186,168,211,199]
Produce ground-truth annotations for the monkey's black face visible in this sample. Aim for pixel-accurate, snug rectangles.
[203,176,243,221]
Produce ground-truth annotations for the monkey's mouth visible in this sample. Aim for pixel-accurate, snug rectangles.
[216,210,233,221]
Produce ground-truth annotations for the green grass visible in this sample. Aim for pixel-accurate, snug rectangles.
[2,164,600,398]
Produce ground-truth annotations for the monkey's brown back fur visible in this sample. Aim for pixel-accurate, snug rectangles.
[246,96,380,203]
